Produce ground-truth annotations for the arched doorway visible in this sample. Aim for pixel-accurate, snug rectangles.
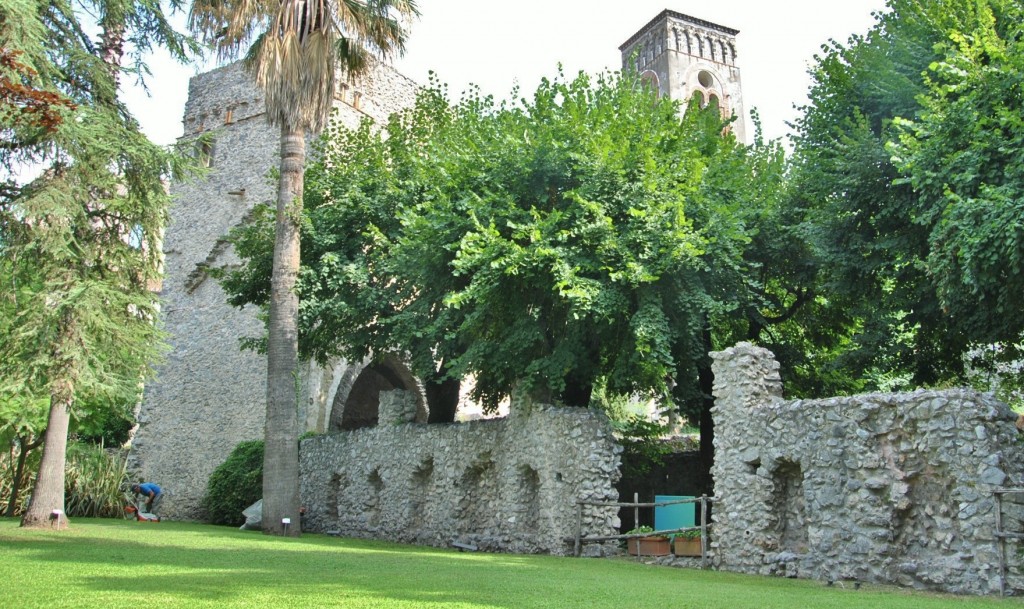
[328,356,425,431]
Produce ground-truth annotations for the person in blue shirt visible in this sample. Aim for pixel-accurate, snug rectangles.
[131,482,162,515]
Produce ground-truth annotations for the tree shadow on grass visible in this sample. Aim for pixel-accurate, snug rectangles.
[0,520,996,609]
[0,521,564,608]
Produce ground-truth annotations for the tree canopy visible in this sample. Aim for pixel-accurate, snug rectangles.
[789,0,1024,389]
[224,70,788,418]
[889,0,1024,348]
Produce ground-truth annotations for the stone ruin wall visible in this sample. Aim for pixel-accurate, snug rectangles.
[301,391,622,556]
[130,60,420,520]
[710,342,1024,595]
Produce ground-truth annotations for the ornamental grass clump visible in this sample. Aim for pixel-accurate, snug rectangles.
[64,442,130,518]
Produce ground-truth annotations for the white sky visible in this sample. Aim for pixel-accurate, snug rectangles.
[123,1,889,146]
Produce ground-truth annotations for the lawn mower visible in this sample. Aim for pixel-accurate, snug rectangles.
[125,502,161,522]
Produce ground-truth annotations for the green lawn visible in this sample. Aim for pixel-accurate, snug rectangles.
[0,518,1018,608]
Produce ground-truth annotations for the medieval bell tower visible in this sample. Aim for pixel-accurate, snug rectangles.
[620,9,746,143]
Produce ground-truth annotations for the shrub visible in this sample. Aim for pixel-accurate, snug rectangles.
[64,442,131,517]
[202,440,263,526]
[613,416,671,478]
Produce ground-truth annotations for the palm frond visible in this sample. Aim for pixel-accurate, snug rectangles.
[189,0,419,131]
[253,29,336,131]
[189,0,276,63]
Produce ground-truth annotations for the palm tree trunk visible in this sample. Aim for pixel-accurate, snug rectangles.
[262,124,304,537]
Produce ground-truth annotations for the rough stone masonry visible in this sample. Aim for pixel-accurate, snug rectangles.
[129,60,421,520]
[301,390,622,555]
[710,342,1024,595]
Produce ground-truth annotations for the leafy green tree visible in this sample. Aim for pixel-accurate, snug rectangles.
[0,0,195,528]
[188,0,418,536]
[789,0,1011,389]
[224,70,788,491]
[889,0,1024,353]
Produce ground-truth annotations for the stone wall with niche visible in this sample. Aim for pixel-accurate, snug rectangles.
[300,391,622,555]
[710,342,1024,595]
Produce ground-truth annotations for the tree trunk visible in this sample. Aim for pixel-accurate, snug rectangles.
[5,434,42,517]
[697,328,715,497]
[21,311,77,528]
[262,124,304,537]
[20,396,72,527]
[425,376,460,423]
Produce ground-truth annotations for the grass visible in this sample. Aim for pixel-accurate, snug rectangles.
[0,518,1019,608]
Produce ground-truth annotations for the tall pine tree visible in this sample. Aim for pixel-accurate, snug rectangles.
[0,0,197,528]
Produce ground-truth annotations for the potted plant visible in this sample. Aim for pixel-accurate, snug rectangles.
[626,526,671,556]
[672,528,704,557]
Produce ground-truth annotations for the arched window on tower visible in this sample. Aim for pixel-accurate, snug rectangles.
[640,70,661,98]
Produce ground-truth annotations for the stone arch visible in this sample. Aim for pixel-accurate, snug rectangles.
[686,66,729,117]
[327,355,427,432]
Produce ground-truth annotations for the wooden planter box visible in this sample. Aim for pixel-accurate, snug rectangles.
[673,537,702,557]
[627,536,671,556]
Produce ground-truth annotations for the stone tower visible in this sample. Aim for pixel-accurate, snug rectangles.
[130,61,423,520]
[619,9,746,143]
